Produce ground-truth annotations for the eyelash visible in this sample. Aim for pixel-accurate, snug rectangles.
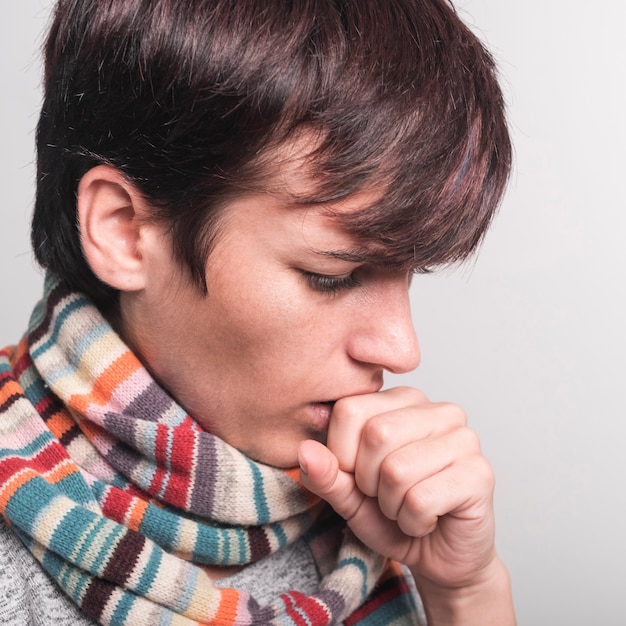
[301,271,361,294]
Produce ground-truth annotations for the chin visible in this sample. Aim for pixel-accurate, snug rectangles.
[246,432,325,469]
[242,441,298,469]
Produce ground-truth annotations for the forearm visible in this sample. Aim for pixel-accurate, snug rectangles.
[411,557,516,626]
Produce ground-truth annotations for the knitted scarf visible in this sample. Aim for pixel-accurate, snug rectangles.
[0,274,419,625]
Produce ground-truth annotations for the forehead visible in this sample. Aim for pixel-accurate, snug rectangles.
[225,134,418,270]
[212,185,405,274]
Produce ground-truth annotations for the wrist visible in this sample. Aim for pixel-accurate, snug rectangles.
[411,557,516,626]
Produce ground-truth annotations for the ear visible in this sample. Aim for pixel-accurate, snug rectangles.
[77,165,152,292]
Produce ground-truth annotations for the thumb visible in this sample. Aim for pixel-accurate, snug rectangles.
[298,439,366,521]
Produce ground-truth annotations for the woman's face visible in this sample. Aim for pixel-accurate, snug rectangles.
[120,191,420,468]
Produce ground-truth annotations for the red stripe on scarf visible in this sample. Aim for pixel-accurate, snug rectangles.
[162,423,197,508]
[282,591,332,626]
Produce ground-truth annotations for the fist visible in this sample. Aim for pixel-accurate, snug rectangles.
[298,386,497,588]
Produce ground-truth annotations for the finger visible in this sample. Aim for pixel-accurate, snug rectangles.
[374,425,481,519]
[298,439,415,559]
[353,402,469,498]
[297,439,366,521]
[328,386,428,472]
[396,456,495,539]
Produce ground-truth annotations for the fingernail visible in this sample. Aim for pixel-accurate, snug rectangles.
[298,447,309,476]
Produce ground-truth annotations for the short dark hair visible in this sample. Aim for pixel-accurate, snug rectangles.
[32,0,511,307]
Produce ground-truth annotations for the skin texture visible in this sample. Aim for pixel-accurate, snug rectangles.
[77,164,516,624]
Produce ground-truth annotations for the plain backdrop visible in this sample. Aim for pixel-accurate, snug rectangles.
[1,2,625,624]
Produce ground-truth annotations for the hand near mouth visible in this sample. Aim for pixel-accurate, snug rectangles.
[298,386,516,626]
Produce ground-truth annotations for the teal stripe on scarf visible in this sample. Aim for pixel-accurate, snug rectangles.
[74,517,123,573]
[40,541,92,602]
[110,590,135,624]
[135,545,162,595]
[246,458,271,523]
[0,431,53,461]
[338,556,369,600]
[6,482,65,534]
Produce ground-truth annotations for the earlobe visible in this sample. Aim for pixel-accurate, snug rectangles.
[77,165,149,292]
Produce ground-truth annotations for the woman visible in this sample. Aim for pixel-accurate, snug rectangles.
[0,0,515,624]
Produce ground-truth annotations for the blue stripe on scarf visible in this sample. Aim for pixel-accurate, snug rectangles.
[40,321,114,386]
[173,561,200,613]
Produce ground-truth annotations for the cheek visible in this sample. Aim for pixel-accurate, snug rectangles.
[206,271,308,356]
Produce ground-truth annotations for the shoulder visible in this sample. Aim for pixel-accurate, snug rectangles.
[0,518,95,626]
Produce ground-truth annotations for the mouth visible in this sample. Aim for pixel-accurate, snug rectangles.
[308,400,337,431]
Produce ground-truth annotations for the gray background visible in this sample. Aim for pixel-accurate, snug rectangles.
[1,2,625,624]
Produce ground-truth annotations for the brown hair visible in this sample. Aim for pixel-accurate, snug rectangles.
[32,0,511,305]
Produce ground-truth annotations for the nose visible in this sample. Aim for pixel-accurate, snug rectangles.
[346,277,421,374]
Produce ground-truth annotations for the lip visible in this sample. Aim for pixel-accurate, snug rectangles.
[308,401,336,431]
[307,384,382,430]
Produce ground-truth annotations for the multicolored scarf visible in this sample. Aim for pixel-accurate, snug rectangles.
[0,274,419,625]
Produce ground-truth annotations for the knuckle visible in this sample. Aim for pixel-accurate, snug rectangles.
[332,395,365,424]
[399,487,439,537]
[361,417,394,449]
[455,425,481,452]
[396,386,428,404]
[437,401,468,426]
[380,452,412,488]
[405,483,435,516]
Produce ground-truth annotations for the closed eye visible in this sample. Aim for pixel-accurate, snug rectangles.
[300,271,361,294]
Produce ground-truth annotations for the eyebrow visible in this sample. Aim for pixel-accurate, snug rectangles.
[309,245,422,273]
[311,247,372,262]
[310,246,398,267]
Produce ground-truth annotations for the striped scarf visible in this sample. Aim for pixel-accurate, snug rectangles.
[0,274,419,625]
